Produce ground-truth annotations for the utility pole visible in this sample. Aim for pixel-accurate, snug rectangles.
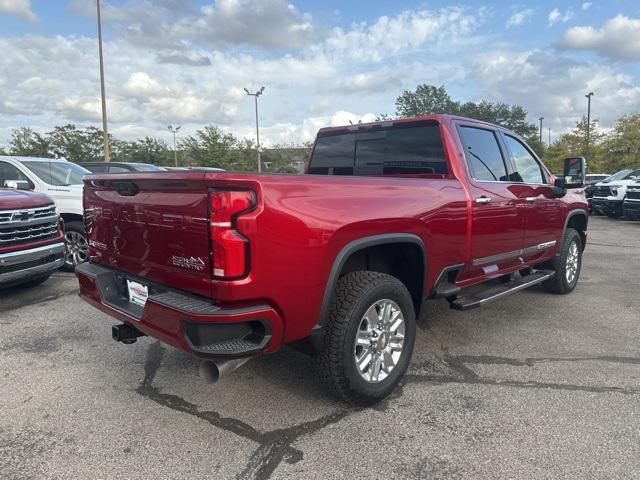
[167,125,181,167]
[96,0,110,162]
[585,92,594,162]
[539,117,544,144]
[244,87,265,172]
[548,127,551,146]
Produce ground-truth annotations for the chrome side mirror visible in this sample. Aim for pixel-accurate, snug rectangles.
[3,180,31,190]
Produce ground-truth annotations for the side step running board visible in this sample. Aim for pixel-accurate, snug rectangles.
[449,270,555,311]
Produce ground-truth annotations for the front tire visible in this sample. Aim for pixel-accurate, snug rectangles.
[543,228,582,294]
[62,221,89,271]
[315,271,416,405]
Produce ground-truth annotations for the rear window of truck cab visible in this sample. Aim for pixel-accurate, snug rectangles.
[308,123,448,177]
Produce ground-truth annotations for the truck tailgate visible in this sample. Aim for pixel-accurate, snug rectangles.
[84,174,213,297]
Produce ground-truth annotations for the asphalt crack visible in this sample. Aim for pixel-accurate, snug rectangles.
[136,342,359,480]
[136,344,640,480]
[406,355,640,395]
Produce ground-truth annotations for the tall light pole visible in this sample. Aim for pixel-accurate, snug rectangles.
[244,86,265,173]
[585,92,594,162]
[167,125,181,167]
[96,0,110,162]
[548,127,551,146]
[538,117,544,144]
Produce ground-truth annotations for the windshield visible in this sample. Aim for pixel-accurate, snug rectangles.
[134,164,166,172]
[603,169,634,182]
[23,161,89,186]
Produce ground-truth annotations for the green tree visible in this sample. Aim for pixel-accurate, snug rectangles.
[261,143,310,173]
[544,117,605,173]
[395,85,457,117]
[394,84,537,137]
[180,125,239,169]
[9,127,52,157]
[112,137,173,165]
[47,124,106,163]
[600,114,640,172]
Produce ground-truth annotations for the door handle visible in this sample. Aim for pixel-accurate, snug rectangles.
[525,196,539,203]
[474,196,492,205]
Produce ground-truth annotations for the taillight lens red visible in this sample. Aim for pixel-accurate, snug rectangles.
[209,190,256,279]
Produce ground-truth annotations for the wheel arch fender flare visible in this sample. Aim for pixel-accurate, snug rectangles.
[315,233,427,329]
[563,209,588,249]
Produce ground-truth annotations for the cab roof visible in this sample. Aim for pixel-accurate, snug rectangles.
[0,155,70,163]
[317,114,511,136]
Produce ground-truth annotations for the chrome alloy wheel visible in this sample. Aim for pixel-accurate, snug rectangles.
[64,231,89,268]
[565,240,579,284]
[353,299,405,383]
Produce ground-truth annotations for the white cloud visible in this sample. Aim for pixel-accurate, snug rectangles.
[558,15,640,61]
[506,9,534,28]
[0,3,638,148]
[548,8,574,26]
[471,50,640,132]
[581,2,592,11]
[70,0,317,51]
[0,0,36,21]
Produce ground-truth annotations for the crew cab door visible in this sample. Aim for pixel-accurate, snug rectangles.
[456,124,526,280]
[500,133,562,263]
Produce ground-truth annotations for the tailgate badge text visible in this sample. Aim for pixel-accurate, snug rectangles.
[172,255,206,271]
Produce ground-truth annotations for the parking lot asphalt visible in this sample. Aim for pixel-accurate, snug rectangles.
[1,215,639,480]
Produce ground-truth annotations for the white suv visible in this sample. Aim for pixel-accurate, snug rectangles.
[0,156,89,270]
[591,168,640,218]
[623,180,640,220]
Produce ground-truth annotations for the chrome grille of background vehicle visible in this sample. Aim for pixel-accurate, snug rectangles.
[593,186,611,197]
[0,205,58,247]
[627,190,640,200]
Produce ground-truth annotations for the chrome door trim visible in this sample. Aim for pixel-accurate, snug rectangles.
[472,240,557,267]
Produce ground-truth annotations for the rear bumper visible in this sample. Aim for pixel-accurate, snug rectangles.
[591,198,622,215]
[623,200,640,219]
[0,242,65,287]
[75,262,284,359]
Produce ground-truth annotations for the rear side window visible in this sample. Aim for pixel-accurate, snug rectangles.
[308,124,447,176]
[459,126,508,182]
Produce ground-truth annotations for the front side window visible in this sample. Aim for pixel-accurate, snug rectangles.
[504,135,545,184]
[23,161,89,186]
[459,126,508,182]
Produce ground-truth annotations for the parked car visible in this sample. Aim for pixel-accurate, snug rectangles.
[0,183,65,289]
[188,167,226,172]
[623,180,640,220]
[583,174,609,214]
[590,168,640,218]
[75,115,588,404]
[0,156,89,270]
[80,162,167,173]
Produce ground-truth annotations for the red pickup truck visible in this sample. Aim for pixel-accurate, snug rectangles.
[1,184,65,288]
[76,115,588,404]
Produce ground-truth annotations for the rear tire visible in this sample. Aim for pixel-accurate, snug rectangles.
[543,228,582,294]
[315,271,416,405]
[62,221,89,271]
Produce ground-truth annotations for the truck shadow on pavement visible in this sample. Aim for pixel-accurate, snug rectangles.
[136,341,640,480]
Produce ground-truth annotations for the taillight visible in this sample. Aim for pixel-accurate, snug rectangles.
[209,189,256,279]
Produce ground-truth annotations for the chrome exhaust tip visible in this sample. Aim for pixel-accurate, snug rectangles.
[198,358,251,383]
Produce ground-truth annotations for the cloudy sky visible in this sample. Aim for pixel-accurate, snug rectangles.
[0,0,639,148]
